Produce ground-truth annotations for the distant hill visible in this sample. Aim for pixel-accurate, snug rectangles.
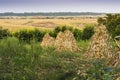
[0,12,105,16]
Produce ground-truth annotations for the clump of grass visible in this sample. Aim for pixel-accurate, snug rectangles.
[77,40,90,53]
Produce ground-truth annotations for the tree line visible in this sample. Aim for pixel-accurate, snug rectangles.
[0,12,104,16]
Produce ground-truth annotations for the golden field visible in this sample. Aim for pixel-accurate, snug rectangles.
[0,17,98,31]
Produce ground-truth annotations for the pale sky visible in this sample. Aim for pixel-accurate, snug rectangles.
[0,0,120,13]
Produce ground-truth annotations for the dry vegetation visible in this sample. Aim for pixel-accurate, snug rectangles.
[0,16,97,31]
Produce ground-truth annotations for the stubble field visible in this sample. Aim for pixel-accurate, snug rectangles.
[0,17,97,31]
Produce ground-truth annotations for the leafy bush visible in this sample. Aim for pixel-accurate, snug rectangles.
[33,29,46,41]
[61,25,67,32]
[73,29,82,41]
[54,25,73,33]
[49,31,57,38]
[50,26,74,38]
[0,27,10,39]
[50,25,94,41]
[115,24,120,36]
[97,17,106,25]
[81,25,94,40]
[54,26,62,33]
[13,29,46,43]
[98,14,120,38]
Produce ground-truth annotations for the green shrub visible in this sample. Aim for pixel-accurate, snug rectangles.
[97,17,106,25]
[14,29,33,43]
[54,26,73,32]
[54,26,62,33]
[0,27,10,39]
[52,25,94,41]
[51,26,74,38]
[33,29,46,41]
[98,14,120,38]
[61,25,67,32]
[67,26,74,32]
[81,25,94,40]
[13,29,46,43]
[49,31,57,38]
[73,29,82,41]
[115,24,120,36]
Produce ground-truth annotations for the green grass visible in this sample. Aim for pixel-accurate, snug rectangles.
[77,40,90,53]
[0,37,119,80]
[0,37,82,80]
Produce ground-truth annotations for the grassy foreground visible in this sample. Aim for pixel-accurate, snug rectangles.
[0,37,119,80]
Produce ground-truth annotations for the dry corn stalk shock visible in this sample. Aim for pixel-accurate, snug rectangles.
[84,25,113,58]
[41,30,81,52]
[108,36,120,68]
[41,33,55,47]
[55,30,81,52]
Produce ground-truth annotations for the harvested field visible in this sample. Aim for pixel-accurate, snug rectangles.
[32,22,57,28]
[0,17,98,31]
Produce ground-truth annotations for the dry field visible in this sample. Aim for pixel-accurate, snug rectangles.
[0,17,98,31]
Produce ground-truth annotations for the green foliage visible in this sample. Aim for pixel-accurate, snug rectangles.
[50,25,74,38]
[0,25,95,43]
[115,24,120,35]
[77,40,90,52]
[33,29,46,41]
[0,27,10,39]
[98,14,120,38]
[13,29,46,43]
[73,59,119,80]
[87,59,113,80]
[54,26,61,33]
[67,27,74,32]
[49,31,57,38]
[81,25,94,40]
[0,37,82,80]
[73,29,82,41]
[52,25,94,41]
[54,25,74,33]
[0,37,43,80]
[97,17,106,25]
[61,25,67,32]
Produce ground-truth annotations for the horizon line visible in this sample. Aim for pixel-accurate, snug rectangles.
[0,11,112,13]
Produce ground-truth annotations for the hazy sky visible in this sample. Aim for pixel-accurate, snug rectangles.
[0,0,120,13]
